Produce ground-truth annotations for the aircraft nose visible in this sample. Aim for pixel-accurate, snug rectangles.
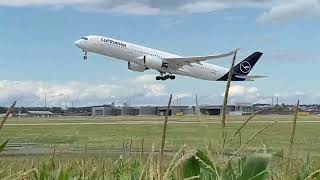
[74,40,81,47]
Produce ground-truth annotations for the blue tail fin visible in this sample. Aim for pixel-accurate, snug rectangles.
[233,52,263,75]
[217,52,263,81]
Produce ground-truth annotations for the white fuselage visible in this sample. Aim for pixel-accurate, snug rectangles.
[75,35,229,81]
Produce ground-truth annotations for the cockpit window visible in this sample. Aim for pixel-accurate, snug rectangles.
[81,37,89,40]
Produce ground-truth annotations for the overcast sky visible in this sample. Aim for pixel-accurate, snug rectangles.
[0,0,320,107]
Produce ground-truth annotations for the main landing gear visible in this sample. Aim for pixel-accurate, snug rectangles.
[83,50,88,60]
[156,73,176,81]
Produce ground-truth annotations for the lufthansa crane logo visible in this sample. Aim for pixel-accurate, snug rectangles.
[240,61,251,74]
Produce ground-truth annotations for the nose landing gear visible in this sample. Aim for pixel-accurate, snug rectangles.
[83,50,88,60]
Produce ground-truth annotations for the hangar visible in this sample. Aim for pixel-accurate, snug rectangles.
[92,106,157,116]
[92,103,253,116]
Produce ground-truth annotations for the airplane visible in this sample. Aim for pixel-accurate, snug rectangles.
[74,35,265,81]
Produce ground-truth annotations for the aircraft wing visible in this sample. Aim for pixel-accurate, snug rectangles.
[164,49,239,68]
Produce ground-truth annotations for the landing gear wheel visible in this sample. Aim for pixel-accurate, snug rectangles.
[156,76,161,80]
[83,56,87,60]
[164,75,170,79]
[169,75,176,80]
[161,77,166,81]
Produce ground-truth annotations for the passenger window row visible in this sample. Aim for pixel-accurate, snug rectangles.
[107,42,126,49]
[105,42,163,58]
[106,42,163,58]
[131,49,162,58]
[194,65,218,73]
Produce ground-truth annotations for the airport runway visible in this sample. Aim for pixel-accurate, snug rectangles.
[4,120,320,126]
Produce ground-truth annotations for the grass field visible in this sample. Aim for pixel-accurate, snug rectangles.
[5,114,320,123]
[1,115,320,157]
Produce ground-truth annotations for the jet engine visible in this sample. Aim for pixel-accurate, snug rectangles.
[128,62,148,72]
[143,56,167,69]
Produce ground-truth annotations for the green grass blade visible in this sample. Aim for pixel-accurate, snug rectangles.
[0,139,9,152]
[183,155,200,178]
[238,153,271,180]
[196,150,214,169]
[183,150,220,180]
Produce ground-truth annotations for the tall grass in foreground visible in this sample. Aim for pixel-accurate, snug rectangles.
[0,101,16,153]
[1,146,319,179]
[221,50,237,149]
[159,94,172,180]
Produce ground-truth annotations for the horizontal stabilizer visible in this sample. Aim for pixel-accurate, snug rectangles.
[235,75,268,81]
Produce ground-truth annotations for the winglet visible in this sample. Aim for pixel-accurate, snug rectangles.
[233,48,240,53]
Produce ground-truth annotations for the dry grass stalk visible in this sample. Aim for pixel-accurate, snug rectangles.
[163,145,192,179]
[140,138,144,159]
[0,101,16,130]
[163,144,187,177]
[122,141,125,154]
[221,51,237,149]
[289,100,299,155]
[163,151,194,180]
[51,149,56,169]
[239,131,242,148]
[139,143,155,180]
[304,168,320,180]
[159,94,173,180]
[287,100,299,174]
[235,122,275,155]
[184,176,200,180]
[129,138,133,154]
[149,143,157,180]
[205,145,222,179]
[2,168,35,180]
[230,111,259,142]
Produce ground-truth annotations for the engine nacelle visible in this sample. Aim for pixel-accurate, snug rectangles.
[128,62,147,72]
[144,56,165,69]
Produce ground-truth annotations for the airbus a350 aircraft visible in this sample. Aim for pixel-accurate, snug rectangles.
[75,35,265,81]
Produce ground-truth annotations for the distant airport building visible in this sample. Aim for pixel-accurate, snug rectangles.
[0,113,12,118]
[27,111,54,117]
[92,106,157,116]
[234,103,254,115]
[158,106,192,116]
[199,106,225,115]
[92,103,254,116]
